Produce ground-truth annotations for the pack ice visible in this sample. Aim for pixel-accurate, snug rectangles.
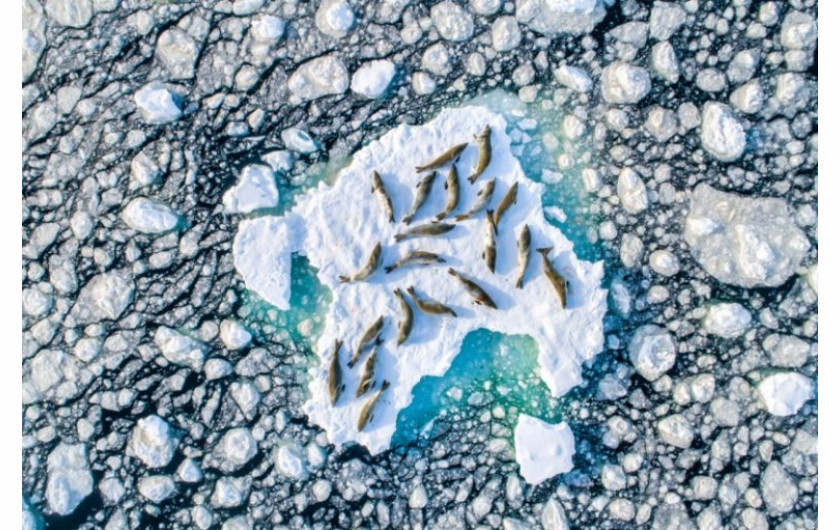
[233,106,607,457]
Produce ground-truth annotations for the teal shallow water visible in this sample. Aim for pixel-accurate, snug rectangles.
[238,91,603,449]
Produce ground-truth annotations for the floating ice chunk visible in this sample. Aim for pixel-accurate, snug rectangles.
[230,380,261,420]
[23,0,46,81]
[515,0,609,36]
[657,414,694,448]
[727,49,760,84]
[205,358,233,380]
[422,43,451,76]
[601,464,627,490]
[431,1,474,42]
[211,477,249,508]
[491,16,522,52]
[121,198,181,233]
[46,443,93,515]
[251,14,285,43]
[282,128,318,153]
[129,415,176,468]
[220,319,253,350]
[761,461,798,515]
[274,440,308,480]
[138,476,176,503]
[154,326,206,371]
[311,479,332,501]
[629,325,675,381]
[616,167,648,214]
[651,41,679,84]
[649,1,685,41]
[471,0,500,16]
[609,21,648,48]
[763,334,810,368]
[288,55,349,103]
[412,71,437,95]
[155,28,198,80]
[683,184,810,288]
[757,372,813,416]
[700,102,746,162]
[134,83,182,124]
[645,106,678,142]
[620,234,643,268]
[351,60,396,99]
[773,73,811,111]
[72,272,134,324]
[696,68,726,93]
[216,428,257,472]
[233,0,264,16]
[45,0,93,28]
[261,150,293,172]
[601,62,651,104]
[232,106,607,455]
[703,303,751,339]
[315,0,355,38]
[514,414,575,485]
[542,499,570,530]
[223,165,278,214]
[780,11,817,50]
[553,64,593,92]
[730,80,764,114]
[130,152,162,187]
[177,459,203,483]
[408,484,428,508]
[649,249,679,277]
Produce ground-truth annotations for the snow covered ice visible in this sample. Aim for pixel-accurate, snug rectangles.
[514,414,575,485]
[233,106,607,454]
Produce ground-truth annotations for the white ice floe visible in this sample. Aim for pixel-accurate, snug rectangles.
[616,167,648,214]
[46,443,93,515]
[23,0,46,81]
[138,476,177,503]
[251,15,285,44]
[155,28,198,80]
[281,128,319,154]
[45,0,93,28]
[220,319,253,350]
[757,372,813,417]
[628,325,675,381]
[223,164,279,214]
[683,184,810,288]
[128,415,176,468]
[154,326,207,371]
[514,414,575,485]
[233,106,607,454]
[121,197,181,233]
[703,302,751,339]
[648,1,685,41]
[288,55,349,103]
[730,80,764,115]
[431,1,474,42]
[72,272,134,324]
[134,83,182,124]
[216,428,257,472]
[700,102,746,162]
[553,64,593,92]
[515,0,610,36]
[657,414,694,448]
[651,41,679,84]
[351,60,396,99]
[601,62,651,104]
[233,0,264,16]
[316,0,355,38]
[491,16,522,52]
[274,441,308,480]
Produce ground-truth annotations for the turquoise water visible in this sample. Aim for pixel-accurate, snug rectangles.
[237,91,603,448]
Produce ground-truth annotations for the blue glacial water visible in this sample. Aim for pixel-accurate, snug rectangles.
[239,90,604,449]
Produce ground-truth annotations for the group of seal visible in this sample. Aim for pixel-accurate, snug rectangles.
[328,125,569,431]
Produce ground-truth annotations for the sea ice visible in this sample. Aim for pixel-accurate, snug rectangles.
[703,303,752,339]
[122,198,181,234]
[128,415,176,468]
[351,60,396,99]
[683,184,810,288]
[514,414,575,485]
[431,1,474,42]
[601,62,651,104]
[628,325,675,381]
[46,443,93,515]
[515,0,610,36]
[223,164,279,214]
[700,102,746,161]
[287,55,349,103]
[133,83,182,125]
[757,372,813,417]
[233,106,607,454]
[315,0,355,38]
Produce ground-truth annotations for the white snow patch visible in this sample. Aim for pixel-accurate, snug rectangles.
[757,372,813,417]
[121,198,181,234]
[514,414,575,485]
[351,60,396,99]
[232,106,607,454]
[223,164,279,214]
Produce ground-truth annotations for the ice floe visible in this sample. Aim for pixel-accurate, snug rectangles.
[514,414,575,485]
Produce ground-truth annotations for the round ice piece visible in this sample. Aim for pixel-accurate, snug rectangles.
[514,414,575,485]
[757,372,813,417]
[351,60,396,99]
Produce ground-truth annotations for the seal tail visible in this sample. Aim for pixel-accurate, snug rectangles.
[515,277,524,289]
[338,276,351,283]
[385,265,396,274]
[537,247,553,256]
[447,268,458,278]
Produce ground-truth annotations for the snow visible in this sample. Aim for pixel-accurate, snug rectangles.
[431,1,474,42]
[128,415,176,468]
[683,184,810,288]
[515,0,610,36]
[351,60,396,99]
[757,372,813,417]
[45,0,93,28]
[71,272,134,324]
[154,326,207,371]
[133,83,182,124]
[491,16,522,52]
[628,325,675,381]
[601,62,651,104]
[46,443,93,515]
[514,414,575,485]
[220,319,253,350]
[121,198,181,233]
[232,106,607,455]
[223,164,279,214]
[657,414,694,448]
[287,55,349,103]
[316,0,355,38]
[616,167,648,214]
[155,28,198,80]
[700,102,746,161]
[553,64,593,92]
[703,302,751,339]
